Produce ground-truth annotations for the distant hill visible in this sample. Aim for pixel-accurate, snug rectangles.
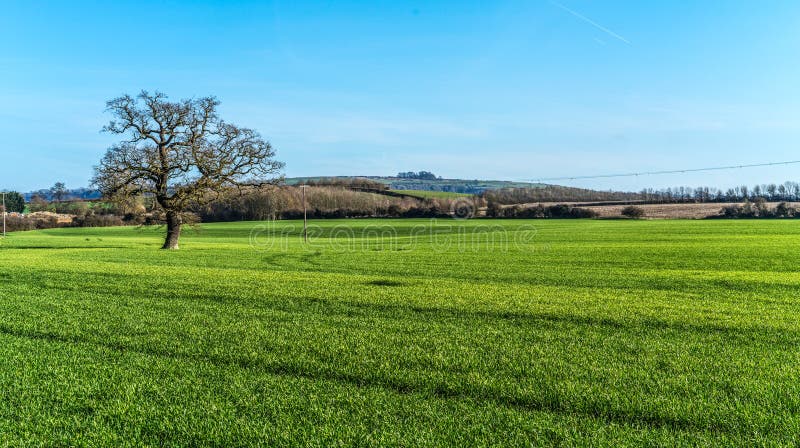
[285,176,543,194]
[23,188,102,202]
[19,176,635,204]
[18,177,538,201]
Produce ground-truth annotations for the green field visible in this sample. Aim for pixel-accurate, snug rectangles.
[1,219,799,446]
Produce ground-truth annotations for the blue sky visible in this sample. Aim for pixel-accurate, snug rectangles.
[2,0,800,192]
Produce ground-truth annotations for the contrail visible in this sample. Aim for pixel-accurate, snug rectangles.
[549,0,631,44]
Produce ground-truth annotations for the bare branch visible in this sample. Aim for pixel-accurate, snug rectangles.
[93,92,283,249]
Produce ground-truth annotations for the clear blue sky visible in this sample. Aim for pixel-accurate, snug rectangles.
[2,0,799,192]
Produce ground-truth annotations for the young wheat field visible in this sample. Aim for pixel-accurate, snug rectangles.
[1,219,799,446]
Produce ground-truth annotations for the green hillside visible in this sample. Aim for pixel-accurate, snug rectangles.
[285,176,542,194]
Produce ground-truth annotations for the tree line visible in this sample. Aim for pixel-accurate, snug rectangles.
[636,182,800,203]
[481,185,640,204]
[195,186,477,222]
[716,198,800,219]
[486,202,598,219]
[396,171,440,180]
[481,181,800,205]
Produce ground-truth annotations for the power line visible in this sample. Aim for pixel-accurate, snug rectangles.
[528,160,800,183]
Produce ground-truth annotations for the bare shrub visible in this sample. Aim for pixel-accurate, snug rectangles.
[621,206,646,219]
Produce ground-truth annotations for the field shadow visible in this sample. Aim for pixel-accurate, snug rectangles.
[0,322,740,436]
[262,251,323,267]
[0,246,128,250]
[365,279,407,287]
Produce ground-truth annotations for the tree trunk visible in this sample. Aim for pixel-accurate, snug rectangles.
[162,211,182,250]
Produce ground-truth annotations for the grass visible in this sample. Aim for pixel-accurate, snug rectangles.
[1,219,799,446]
[391,189,473,199]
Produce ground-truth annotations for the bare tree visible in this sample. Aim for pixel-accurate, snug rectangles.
[50,182,68,202]
[93,91,283,249]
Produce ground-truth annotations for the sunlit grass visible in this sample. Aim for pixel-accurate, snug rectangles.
[0,219,799,446]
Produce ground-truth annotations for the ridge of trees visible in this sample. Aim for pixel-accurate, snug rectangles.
[300,177,388,190]
[482,181,800,205]
[396,171,440,180]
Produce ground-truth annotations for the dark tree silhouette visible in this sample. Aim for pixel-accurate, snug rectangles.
[93,91,283,249]
[2,191,25,213]
[50,182,68,202]
[621,205,645,219]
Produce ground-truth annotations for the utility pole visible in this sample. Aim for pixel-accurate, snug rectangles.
[2,191,5,238]
[301,185,308,243]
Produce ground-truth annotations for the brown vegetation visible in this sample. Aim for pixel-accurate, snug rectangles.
[522,201,800,219]
[196,185,480,221]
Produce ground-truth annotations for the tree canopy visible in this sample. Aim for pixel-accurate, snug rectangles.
[50,182,68,202]
[2,192,25,214]
[93,91,283,249]
[397,171,440,180]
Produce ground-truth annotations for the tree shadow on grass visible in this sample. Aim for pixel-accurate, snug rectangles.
[261,251,323,268]
[365,279,407,287]
[12,265,797,348]
[0,322,749,437]
[0,246,128,250]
